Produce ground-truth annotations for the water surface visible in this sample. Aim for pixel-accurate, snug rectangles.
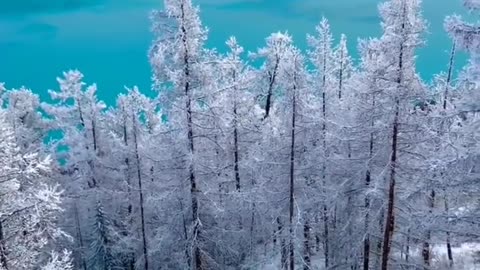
[0,0,469,104]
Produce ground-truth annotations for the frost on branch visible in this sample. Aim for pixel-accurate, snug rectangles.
[42,250,74,270]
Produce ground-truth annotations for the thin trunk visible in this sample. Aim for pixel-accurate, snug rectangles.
[444,192,454,267]
[364,90,376,270]
[122,110,135,270]
[303,218,311,270]
[278,218,287,270]
[74,201,87,270]
[323,204,329,269]
[232,69,241,191]
[250,201,256,258]
[374,207,384,269]
[423,190,435,268]
[443,41,456,110]
[264,57,280,119]
[338,47,344,99]
[381,98,399,270]
[180,3,202,269]
[91,118,97,152]
[406,229,410,263]
[0,221,8,270]
[442,42,456,268]
[315,214,320,253]
[133,118,149,270]
[179,199,191,268]
[76,98,97,188]
[288,79,297,270]
[321,39,330,269]
[381,6,406,268]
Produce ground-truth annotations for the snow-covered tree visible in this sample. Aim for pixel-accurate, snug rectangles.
[42,250,74,270]
[149,0,216,268]
[250,32,294,119]
[0,107,66,269]
[375,0,427,269]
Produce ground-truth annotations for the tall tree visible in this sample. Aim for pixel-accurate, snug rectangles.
[307,17,335,267]
[150,0,211,268]
[0,105,66,269]
[251,32,294,119]
[376,0,426,268]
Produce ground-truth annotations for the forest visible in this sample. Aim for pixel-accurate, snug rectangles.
[0,0,479,269]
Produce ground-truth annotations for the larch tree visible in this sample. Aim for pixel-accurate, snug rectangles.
[0,102,66,269]
[376,0,427,268]
[250,32,294,120]
[307,17,335,267]
[149,0,214,268]
[42,71,108,270]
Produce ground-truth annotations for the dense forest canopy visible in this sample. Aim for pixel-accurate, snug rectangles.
[0,0,479,269]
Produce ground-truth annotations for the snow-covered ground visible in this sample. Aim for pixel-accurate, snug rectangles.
[433,243,480,270]
[254,243,480,270]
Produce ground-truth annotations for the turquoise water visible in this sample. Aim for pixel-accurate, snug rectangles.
[0,0,469,104]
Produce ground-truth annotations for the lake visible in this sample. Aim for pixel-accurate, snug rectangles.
[0,0,470,104]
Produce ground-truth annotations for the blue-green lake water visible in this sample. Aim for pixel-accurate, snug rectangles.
[0,0,471,104]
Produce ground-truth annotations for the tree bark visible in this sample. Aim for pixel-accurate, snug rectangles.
[423,190,435,268]
[381,5,406,267]
[444,192,454,267]
[288,77,297,270]
[278,218,287,270]
[375,207,384,270]
[232,69,241,192]
[442,42,456,269]
[338,45,344,99]
[122,109,136,270]
[363,92,375,270]
[73,201,87,270]
[264,57,279,119]
[133,117,149,270]
[321,37,330,269]
[179,3,202,269]
[0,221,8,270]
[406,229,410,263]
[443,42,456,111]
[303,218,311,270]
[381,98,399,270]
[323,204,329,269]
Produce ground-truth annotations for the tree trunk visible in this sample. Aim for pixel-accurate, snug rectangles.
[443,41,456,110]
[423,190,435,268]
[406,229,410,263]
[381,6,406,267]
[303,218,311,270]
[338,46,344,99]
[442,42,456,269]
[73,201,87,270]
[0,221,8,270]
[133,118,149,270]
[323,204,329,269]
[179,3,202,269]
[250,201,256,258]
[315,214,321,253]
[381,97,399,270]
[320,40,330,269]
[288,80,297,270]
[264,57,279,119]
[375,207,384,269]
[278,218,287,269]
[232,69,241,192]
[363,91,376,270]
[122,110,136,270]
[444,192,454,267]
